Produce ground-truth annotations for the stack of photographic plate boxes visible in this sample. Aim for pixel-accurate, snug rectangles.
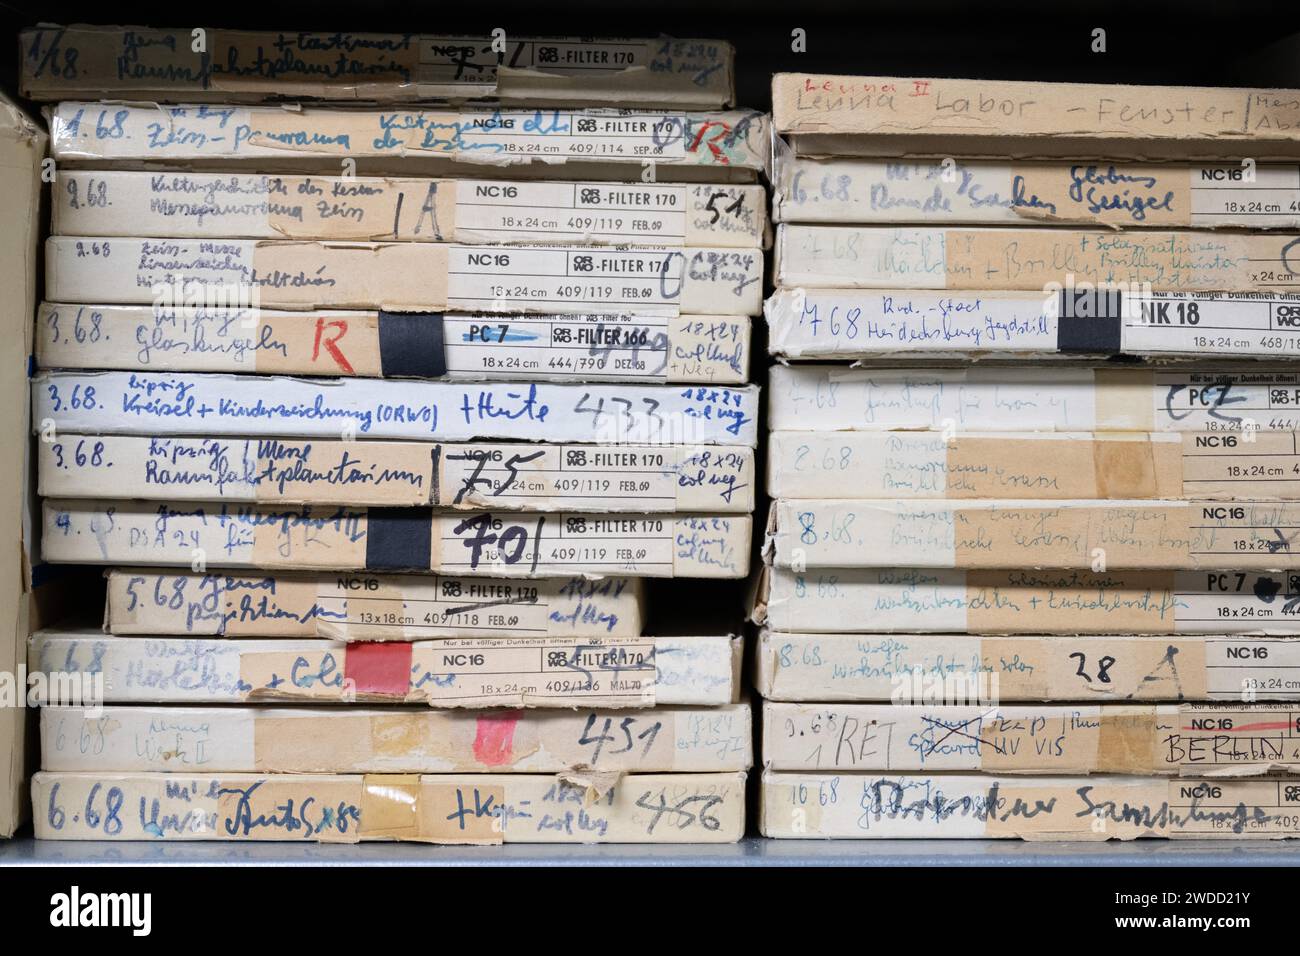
[756,73,1300,840]
[21,24,765,846]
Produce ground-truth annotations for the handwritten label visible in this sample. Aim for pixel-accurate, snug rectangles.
[105,570,640,639]
[33,372,759,446]
[49,103,767,170]
[39,436,753,512]
[778,225,1300,292]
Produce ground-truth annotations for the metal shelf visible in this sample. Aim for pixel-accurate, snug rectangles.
[2,836,1297,866]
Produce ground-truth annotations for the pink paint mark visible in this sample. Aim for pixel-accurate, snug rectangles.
[344,642,413,697]
[473,710,522,767]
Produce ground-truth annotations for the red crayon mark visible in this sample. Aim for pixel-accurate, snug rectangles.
[344,642,413,697]
[312,317,355,373]
[688,121,732,165]
[911,80,931,97]
[473,710,522,766]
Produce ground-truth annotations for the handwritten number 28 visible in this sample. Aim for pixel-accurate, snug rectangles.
[1070,652,1115,684]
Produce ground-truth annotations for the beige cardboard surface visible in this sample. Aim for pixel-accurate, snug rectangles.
[764,288,1300,361]
[773,74,1300,160]
[22,27,736,108]
[30,630,742,707]
[772,156,1300,229]
[0,93,43,837]
[47,103,768,176]
[770,498,1300,571]
[761,770,1298,839]
[38,437,755,513]
[767,431,1212,500]
[41,703,752,774]
[753,630,1300,702]
[53,172,767,248]
[104,569,645,639]
[35,305,752,384]
[767,364,1300,435]
[42,500,752,578]
[45,238,763,316]
[776,224,1300,292]
[758,566,1300,635]
[763,701,1300,776]
[33,770,747,842]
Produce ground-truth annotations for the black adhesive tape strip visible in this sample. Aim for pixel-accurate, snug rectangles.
[365,507,433,570]
[1056,288,1124,353]
[378,311,448,378]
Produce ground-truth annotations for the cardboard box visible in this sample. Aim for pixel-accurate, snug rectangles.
[763,701,1300,775]
[43,500,752,578]
[772,155,1300,229]
[46,238,764,316]
[37,305,752,384]
[756,566,1300,635]
[772,74,1300,161]
[105,569,645,639]
[53,172,767,248]
[767,430,1300,501]
[22,27,736,108]
[776,224,1300,293]
[0,93,45,837]
[35,372,760,446]
[42,703,752,774]
[761,770,1300,839]
[769,498,1300,571]
[33,770,747,842]
[47,103,768,180]
[754,630,1300,702]
[766,288,1300,361]
[39,437,756,513]
[30,629,742,707]
[768,364,1300,435]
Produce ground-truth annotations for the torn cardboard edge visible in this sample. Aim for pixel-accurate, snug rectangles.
[0,89,45,838]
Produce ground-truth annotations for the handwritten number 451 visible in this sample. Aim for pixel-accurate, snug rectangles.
[578,714,662,763]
